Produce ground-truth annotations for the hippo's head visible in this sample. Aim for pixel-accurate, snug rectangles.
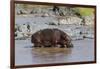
[65,41,73,48]
[61,38,73,48]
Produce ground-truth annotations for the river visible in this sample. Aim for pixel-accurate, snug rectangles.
[15,39,94,65]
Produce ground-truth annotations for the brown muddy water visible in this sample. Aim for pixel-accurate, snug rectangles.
[15,39,94,65]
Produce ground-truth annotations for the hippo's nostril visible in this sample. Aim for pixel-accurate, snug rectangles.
[67,43,74,48]
[71,44,74,48]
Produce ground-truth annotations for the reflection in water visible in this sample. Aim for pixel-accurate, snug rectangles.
[32,48,72,54]
[31,48,72,64]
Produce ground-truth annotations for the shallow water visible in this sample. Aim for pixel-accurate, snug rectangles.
[15,39,94,65]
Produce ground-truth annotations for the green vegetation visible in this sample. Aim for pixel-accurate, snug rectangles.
[74,7,94,16]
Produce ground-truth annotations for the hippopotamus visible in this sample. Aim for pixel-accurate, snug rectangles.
[31,28,73,48]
